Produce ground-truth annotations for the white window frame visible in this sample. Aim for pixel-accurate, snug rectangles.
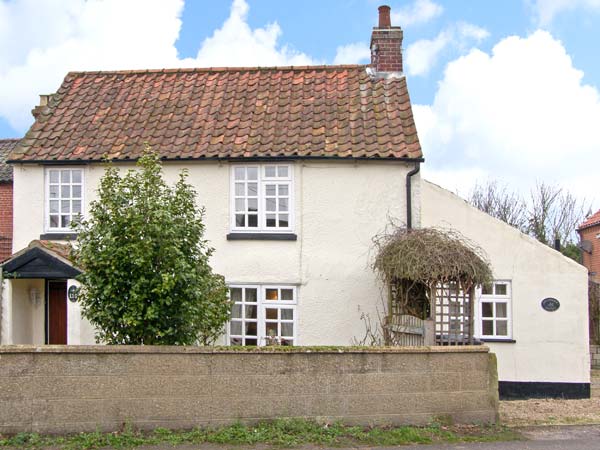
[476,280,512,340]
[44,167,85,233]
[229,164,294,233]
[228,284,298,346]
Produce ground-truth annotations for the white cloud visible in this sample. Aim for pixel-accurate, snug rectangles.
[189,0,315,67]
[532,0,600,26]
[333,42,371,65]
[391,0,443,27]
[0,0,317,134]
[413,30,600,203]
[405,23,489,76]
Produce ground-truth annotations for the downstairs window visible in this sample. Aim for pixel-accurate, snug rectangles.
[228,285,297,346]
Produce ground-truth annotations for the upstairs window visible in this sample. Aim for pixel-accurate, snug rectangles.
[46,168,84,232]
[477,281,512,340]
[230,165,293,232]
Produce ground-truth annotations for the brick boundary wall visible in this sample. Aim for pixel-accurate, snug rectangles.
[0,346,499,434]
[591,345,600,369]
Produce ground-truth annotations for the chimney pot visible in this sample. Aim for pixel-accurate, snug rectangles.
[378,5,391,28]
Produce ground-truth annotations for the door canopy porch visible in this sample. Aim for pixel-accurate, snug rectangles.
[1,240,81,279]
[373,226,493,346]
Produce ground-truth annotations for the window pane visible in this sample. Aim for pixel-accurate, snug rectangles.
[496,320,508,336]
[265,166,276,177]
[282,339,293,346]
[281,322,293,337]
[245,305,257,319]
[72,185,82,198]
[231,304,242,318]
[278,185,288,196]
[266,184,276,196]
[278,214,289,228]
[61,215,70,228]
[247,198,258,212]
[50,215,59,228]
[245,338,257,346]
[49,200,59,213]
[231,337,242,345]
[495,283,507,296]
[61,200,70,213]
[496,302,507,318]
[481,302,493,317]
[245,322,257,336]
[248,214,258,227]
[245,288,257,302]
[265,289,278,300]
[266,214,276,227]
[230,288,242,303]
[235,198,245,212]
[235,183,245,195]
[247,183,257,196]
[49,185,59,198]
[281,308,294,320]
[281,289,294,300]
[230,321,242,335]
[247,167,258,180]
[49,171,59,183]
[61,185,70,198]
[279,198,288,211]
[266,198,276,211]
[266,322,278,336]
[482,320,494,335]
[234,167,245,180]
[235,214,245,227]
[71,170,82,183]
[277,166,288,177]
[266,308,278,320]
[482,283,493,295]
[60,170,71,183]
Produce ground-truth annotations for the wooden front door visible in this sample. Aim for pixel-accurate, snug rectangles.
[48,281,67,345]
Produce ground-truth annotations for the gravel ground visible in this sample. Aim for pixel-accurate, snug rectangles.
[500,398,600,426]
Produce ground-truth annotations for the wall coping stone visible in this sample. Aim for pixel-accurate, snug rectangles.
[0,345,490,355]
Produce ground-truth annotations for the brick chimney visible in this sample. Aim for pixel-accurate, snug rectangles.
[370,5,404,73]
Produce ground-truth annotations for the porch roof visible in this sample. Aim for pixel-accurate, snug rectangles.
[1,240,81,279]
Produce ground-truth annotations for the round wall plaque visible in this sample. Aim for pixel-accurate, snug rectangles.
[68,285,79,303]
[541,297,560,312]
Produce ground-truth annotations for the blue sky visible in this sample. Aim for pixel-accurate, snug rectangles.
[1,0,599,203]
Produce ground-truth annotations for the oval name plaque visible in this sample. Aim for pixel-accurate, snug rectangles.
[541,297,560,312]
[68,285,79,303]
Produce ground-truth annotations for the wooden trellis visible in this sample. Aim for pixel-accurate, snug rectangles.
[432,281,474,345]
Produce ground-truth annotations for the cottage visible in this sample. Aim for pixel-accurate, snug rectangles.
[0,5,589,399]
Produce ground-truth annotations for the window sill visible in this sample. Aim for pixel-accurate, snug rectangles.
[39,233,78,241]
[227,233,297,241]
[480,338,516,343]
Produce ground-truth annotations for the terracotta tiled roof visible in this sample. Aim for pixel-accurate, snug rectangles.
[579,210,600,231]
[35,240,74,262]
[0,139,18,182]
[9,65,422,162]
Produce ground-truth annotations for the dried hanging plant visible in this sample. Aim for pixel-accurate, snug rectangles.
[372,225,493,288]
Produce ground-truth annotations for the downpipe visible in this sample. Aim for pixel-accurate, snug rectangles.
[406,162,420,230]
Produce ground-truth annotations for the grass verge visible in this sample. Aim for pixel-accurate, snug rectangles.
[0,419,522,449]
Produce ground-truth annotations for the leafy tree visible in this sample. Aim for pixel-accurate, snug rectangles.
[72,147,230,345]
[469,180,591,263]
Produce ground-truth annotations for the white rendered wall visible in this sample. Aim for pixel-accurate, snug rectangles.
[421,180,589,384]
[66,279,96,344]
[8,279,45,345]
[12,160,418,346]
